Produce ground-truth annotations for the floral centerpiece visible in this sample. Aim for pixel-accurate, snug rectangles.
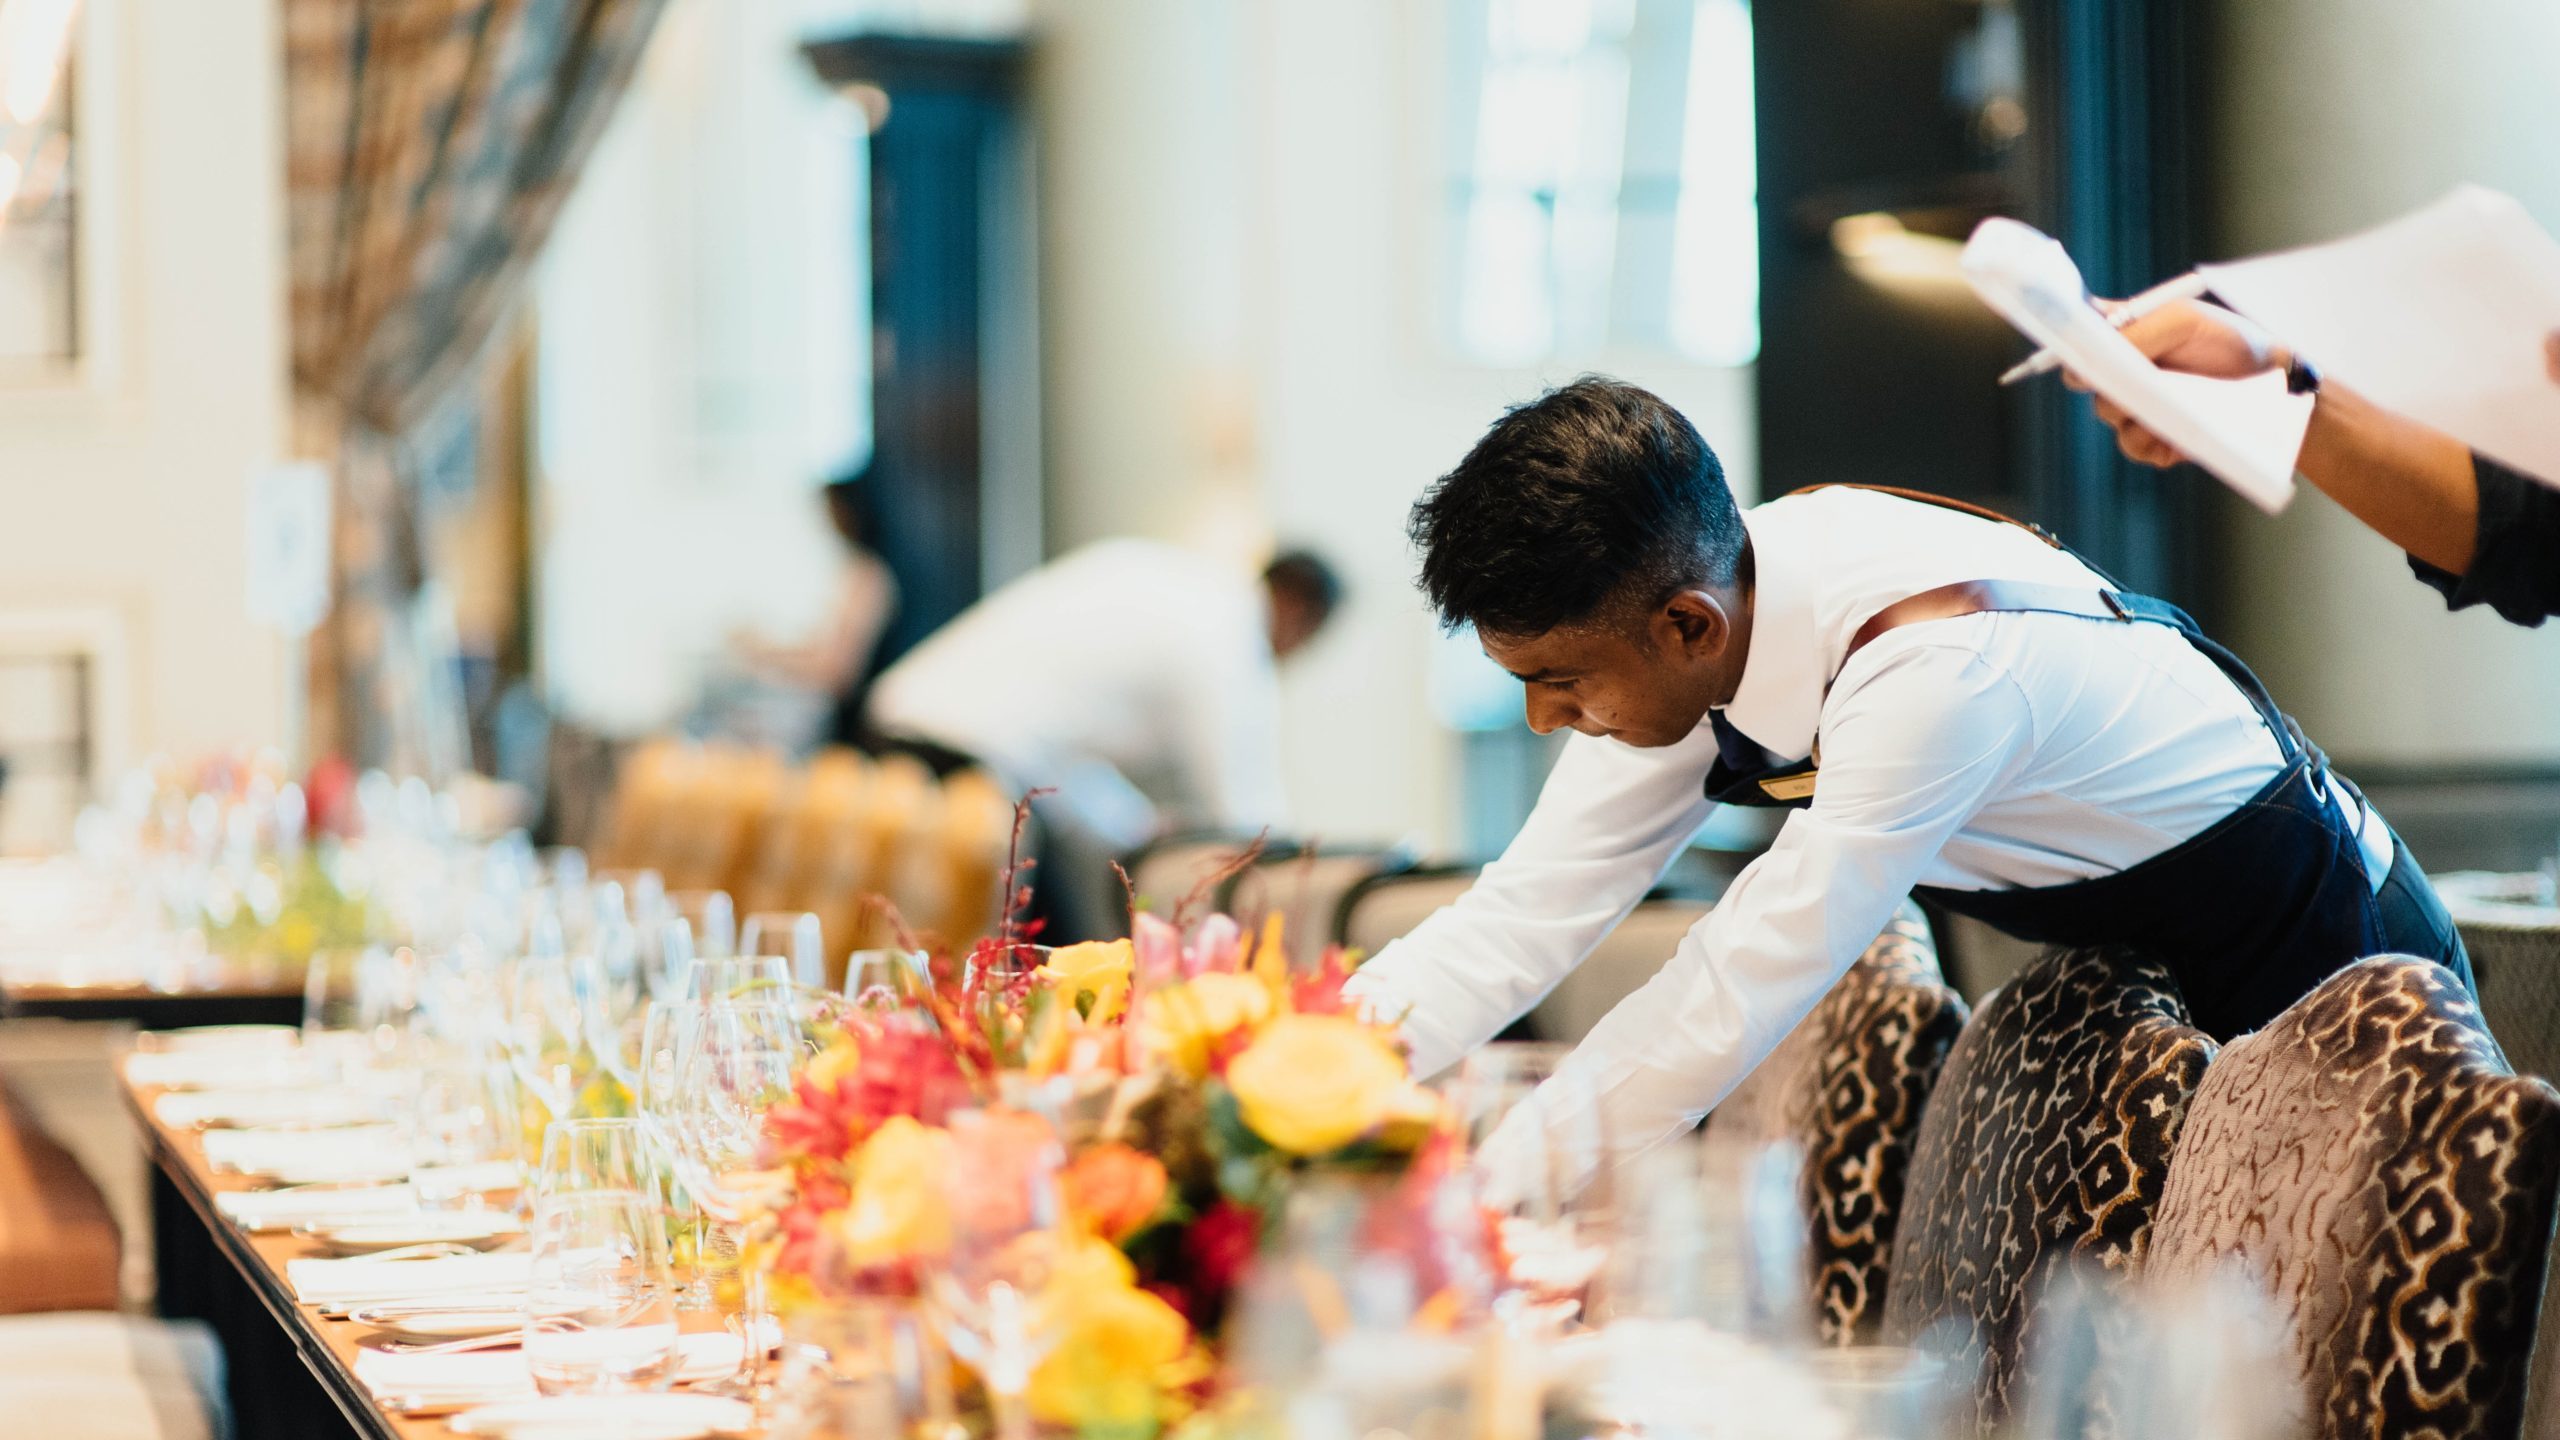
[752,848,1449,1437]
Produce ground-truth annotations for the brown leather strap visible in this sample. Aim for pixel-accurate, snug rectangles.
[1846,579,2130,663]
[1796,483,2066,549]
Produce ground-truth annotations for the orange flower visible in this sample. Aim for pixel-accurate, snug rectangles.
[1061,1142,1170,1243]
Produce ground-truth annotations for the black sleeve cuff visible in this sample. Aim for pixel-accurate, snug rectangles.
[2407,453,2560,627]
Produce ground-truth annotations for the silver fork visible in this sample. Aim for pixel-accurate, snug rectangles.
[370,1330,524,1356]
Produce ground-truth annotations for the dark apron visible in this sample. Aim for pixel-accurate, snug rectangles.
[1704,513,2469,1040]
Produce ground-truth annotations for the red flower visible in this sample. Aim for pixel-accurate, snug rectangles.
[1182,1200,1262,1313]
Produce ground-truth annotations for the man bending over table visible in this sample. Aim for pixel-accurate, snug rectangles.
[1343,377,2472,1170]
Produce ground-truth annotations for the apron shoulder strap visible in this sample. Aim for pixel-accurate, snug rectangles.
[1794,483,2068,549]
[1845,580,2128,665]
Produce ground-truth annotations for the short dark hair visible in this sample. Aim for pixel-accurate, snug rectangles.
[1408,376,1743,637]
[1263,548,1343,628]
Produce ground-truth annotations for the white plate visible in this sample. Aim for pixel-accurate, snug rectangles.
[349,1307,527,1341]
[448,1393,755,1438]
[306,1214,524,1256]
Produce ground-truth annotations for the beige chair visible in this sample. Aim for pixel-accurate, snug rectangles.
[2146,956,2560,1440]
[1223,847,1413,964]
[1336,865,1480,958]
[0,1313,223,1440]
[1122,832,1269,927]
[0,1084,118,1315]
[1702,905,1967,1344]
[1529,897,1712,1042]
[1882,947,2217,1430]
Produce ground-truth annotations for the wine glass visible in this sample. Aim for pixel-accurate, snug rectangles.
[407,1049,526,1210]
[536,1117,667,1202]
[669,890,738,961]
[665,995,799,1394]
[524,1191,682,1394]
[933,1107,1066,1440]
[1450,1042,1617,1325]
[682,955,793,1005]
[739,911,827,989]
[843,948,929,1007]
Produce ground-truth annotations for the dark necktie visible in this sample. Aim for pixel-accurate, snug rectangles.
[1708,709,1772,775]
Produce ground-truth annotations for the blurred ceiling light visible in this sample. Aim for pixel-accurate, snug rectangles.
[1829,210,1967,286]
[0,0,80,126]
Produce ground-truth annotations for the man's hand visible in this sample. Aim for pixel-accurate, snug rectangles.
[2066,299,2286,469]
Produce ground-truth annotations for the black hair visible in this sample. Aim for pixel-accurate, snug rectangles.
[1263,548,1344,630]
[822,468,880,551]
[1407,376,1743,637]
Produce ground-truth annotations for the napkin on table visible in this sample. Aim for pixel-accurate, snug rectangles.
[287,1252,533,1309]
[215,1183,422,1233]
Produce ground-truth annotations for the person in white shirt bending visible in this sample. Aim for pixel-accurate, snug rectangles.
[867,539,1339,940]
[1343,376,2470,1172]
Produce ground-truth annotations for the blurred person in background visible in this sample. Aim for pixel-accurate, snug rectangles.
[2087,301,2560,627]
[866,540,1341,940]
[721,471,899,748]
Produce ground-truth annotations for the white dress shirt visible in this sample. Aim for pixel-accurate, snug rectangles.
[868,539,1288,846]
[1345,487,2389,1167]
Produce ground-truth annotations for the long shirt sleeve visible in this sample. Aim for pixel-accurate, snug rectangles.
[2407,452,2560,626]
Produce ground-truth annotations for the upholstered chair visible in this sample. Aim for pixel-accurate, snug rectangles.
[2146,956,2560,1440]
[1882,946,2217,1427]
[1703,904,1969,1343]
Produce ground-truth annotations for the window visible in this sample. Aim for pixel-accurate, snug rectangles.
[1445,0,1757,367]
[0,0,80,373]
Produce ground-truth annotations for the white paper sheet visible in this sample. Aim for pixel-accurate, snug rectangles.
[1961,218,2315,512]
[2200,185,2560,490]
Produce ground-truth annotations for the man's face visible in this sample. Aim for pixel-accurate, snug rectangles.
[1480,594,1738,748]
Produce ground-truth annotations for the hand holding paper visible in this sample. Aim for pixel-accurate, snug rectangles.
[1960,218,2313,511]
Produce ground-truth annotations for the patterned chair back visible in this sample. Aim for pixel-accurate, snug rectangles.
[2146,956,2560,1440]
[1702,903,1968,1344]
[1882,946,2216,1429]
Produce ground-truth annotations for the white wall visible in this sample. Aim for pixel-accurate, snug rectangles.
[2210,0,2560,765]
[535,0,872,737]
[0,0,290,782]
[1032,0,1756,851]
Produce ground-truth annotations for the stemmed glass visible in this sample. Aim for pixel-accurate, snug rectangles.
[1449,1042,1618,1325]
[664,995,798,1396]
[523,1119,682,1396]
[669,890,738,961]
[933,1108,1066,1440]
[634,1000,713,1307]
[739,911,827,989]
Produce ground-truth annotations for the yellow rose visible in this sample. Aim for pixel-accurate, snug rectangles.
[1140,972,1274,1079]
[1224,1013,1409,1155]
[1039,940,1137,1024]
[1028,1236,1195,1432]
[832,1116,951,1265]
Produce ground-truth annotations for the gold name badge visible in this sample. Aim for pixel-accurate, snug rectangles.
[1758,771,1818,803]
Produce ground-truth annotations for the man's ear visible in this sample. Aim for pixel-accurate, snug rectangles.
[1657,589,1731,660]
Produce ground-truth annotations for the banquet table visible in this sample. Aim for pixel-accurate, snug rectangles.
[8,965,303,1028]
[125,1069,442,1440]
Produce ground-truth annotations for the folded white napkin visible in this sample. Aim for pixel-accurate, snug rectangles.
[407,1161,525,1197]
[125,1050,330,1091]
[352,1330,750,1405]
[154,1088,387,1130]
[287,1252,532,1308]
[201,1126,406,1174]
[215,1183,421,1233]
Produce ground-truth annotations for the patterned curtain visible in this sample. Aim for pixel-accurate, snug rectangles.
[284,0,665,771]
